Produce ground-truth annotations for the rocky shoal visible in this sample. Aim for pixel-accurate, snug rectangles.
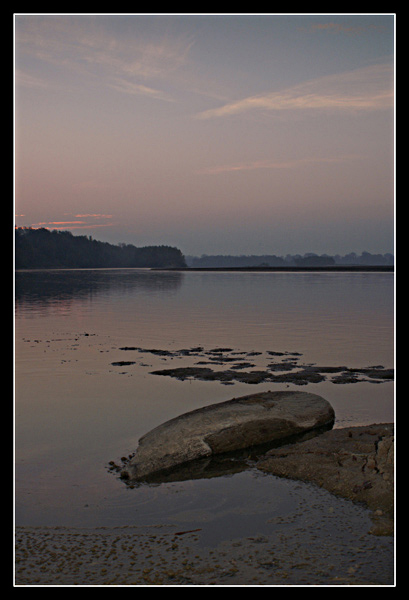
[111,345,394,386]
[257,423,394,536]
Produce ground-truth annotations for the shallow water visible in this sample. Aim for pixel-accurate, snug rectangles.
[14,268,394,578]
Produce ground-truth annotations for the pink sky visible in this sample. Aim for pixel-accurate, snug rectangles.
[14,14,395,256]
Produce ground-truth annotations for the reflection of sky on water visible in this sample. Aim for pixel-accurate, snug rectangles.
[15,268,184,309]
[15,269,394,367]
[15,269,393,318]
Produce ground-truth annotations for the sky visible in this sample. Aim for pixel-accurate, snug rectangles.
[14,13,395,256]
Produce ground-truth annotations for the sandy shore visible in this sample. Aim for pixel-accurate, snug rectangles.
[14,517,394,586]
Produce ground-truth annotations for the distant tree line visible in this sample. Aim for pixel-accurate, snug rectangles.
[186,251,394,268]
[15,228,187,269]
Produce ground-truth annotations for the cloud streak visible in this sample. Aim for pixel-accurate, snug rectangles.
[198,154,363,175]
[15,16,194,100]
[108,78,175,102]
[27,214,115,231]
[197,64,393,119]
[30,221,114,231]
[74,214,113,219]
[307,22,384,35]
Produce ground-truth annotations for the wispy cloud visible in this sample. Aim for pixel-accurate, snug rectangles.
[15,16,194,100]
[305,21,390,37]
[308,22,377,35]
[28,213,114,231]
[15,70,49,89]
[108,78,175,102]
[198,154,362,175]
[74,214,112,219]
[196,64,393,119]
[35,221,87,226]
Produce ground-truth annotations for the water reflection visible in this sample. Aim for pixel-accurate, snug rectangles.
[15,269,394,533]
[15,268,184,309]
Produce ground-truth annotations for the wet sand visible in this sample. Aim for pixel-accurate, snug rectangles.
[15,517,394,586]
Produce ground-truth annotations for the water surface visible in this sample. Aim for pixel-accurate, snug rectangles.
[15,269,394,539]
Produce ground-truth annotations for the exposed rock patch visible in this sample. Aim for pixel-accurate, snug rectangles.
[149,364,393,386]
[112,344,394,385]
[257,423,394,536]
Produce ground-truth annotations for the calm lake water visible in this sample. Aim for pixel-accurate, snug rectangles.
[14,269,394,549]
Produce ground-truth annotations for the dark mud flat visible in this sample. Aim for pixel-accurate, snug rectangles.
[113,344,394,386]
[153,266,394,272]
[150,363,393,387]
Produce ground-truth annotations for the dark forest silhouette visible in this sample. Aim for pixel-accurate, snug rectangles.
[15,228,187,269]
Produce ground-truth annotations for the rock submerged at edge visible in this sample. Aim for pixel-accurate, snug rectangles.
[257,422,394,536]
[120,391,335,482]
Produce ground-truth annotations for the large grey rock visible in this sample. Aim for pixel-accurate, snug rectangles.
[121,391,335,482]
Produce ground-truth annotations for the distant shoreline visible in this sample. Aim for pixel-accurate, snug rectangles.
[15,265,394,273]
[152,265,394,272]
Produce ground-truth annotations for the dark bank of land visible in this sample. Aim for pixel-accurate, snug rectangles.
[154,265,394,272]
[185,252,394,270]
[15,228,394,272]
[15,228,187,269]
